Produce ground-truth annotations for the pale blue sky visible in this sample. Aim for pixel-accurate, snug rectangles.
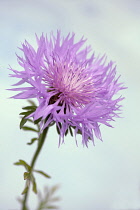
[0,0,140,209]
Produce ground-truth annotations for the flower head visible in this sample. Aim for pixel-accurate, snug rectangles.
[9,31,125,146]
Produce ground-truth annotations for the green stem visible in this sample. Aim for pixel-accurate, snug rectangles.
[22,127,49,210]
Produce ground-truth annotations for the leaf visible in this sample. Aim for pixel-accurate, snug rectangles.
[36,185,60,210]
[27,137,38,145]
[22,105,37,110]
[50,196,61,202]
[17,197,23,204]
[20,113,35,129]
[14,159,31,171]
[20,117,28,129]
[33,170,51,179]
[33,181,37,194]
[22,126,38,132]
[34,117,42,124]
[24,172,30,180]
[47,205,59,209]
[50,185,60,195]
[26,118,34,123]
[19,110,34,116]
[27,99,37,106]
[32,177,37,194]
[21,186,29,195]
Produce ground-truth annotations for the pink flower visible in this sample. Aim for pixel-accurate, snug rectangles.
[9,31,125,146]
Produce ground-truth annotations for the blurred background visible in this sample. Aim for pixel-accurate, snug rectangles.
[0,0,140,209]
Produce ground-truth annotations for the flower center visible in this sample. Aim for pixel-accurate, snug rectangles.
[51,62,94,107]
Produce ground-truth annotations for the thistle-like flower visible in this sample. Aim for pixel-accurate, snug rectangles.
[9,31,125,146]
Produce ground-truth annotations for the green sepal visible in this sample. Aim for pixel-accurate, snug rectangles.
[56,125,74,137]
[56,124,60,135]
[77,129,82,135]
[21,186,29,195]
[33,169,51,179]
[14,159,31,171]
[24,172,30,180]
[22,126,38,132]
[69,126,73,137]
[64,129,68,136]
[71,126,82,135]
[27,137,38,145]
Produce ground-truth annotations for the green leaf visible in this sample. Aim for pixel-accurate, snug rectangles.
[19,110,34,116]
[27,137,38,145]
[50,196,61,202]
[22,126,38,132]
[14,159,31,171]
[34,117,42,124]
[33,170,51,179]
[21,186,29,195]
[26,118,34,123]
[32,178,37,194]
[27,99,37,106]
[19,109,36,120]
[47,205,59,209]
[20,117,28,129]
[24,172,30,180]
[22,105,37,110]
[50,185,59,195]
[36,185,60,210]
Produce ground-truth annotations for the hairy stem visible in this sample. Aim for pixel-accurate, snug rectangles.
[22,127,49,210]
